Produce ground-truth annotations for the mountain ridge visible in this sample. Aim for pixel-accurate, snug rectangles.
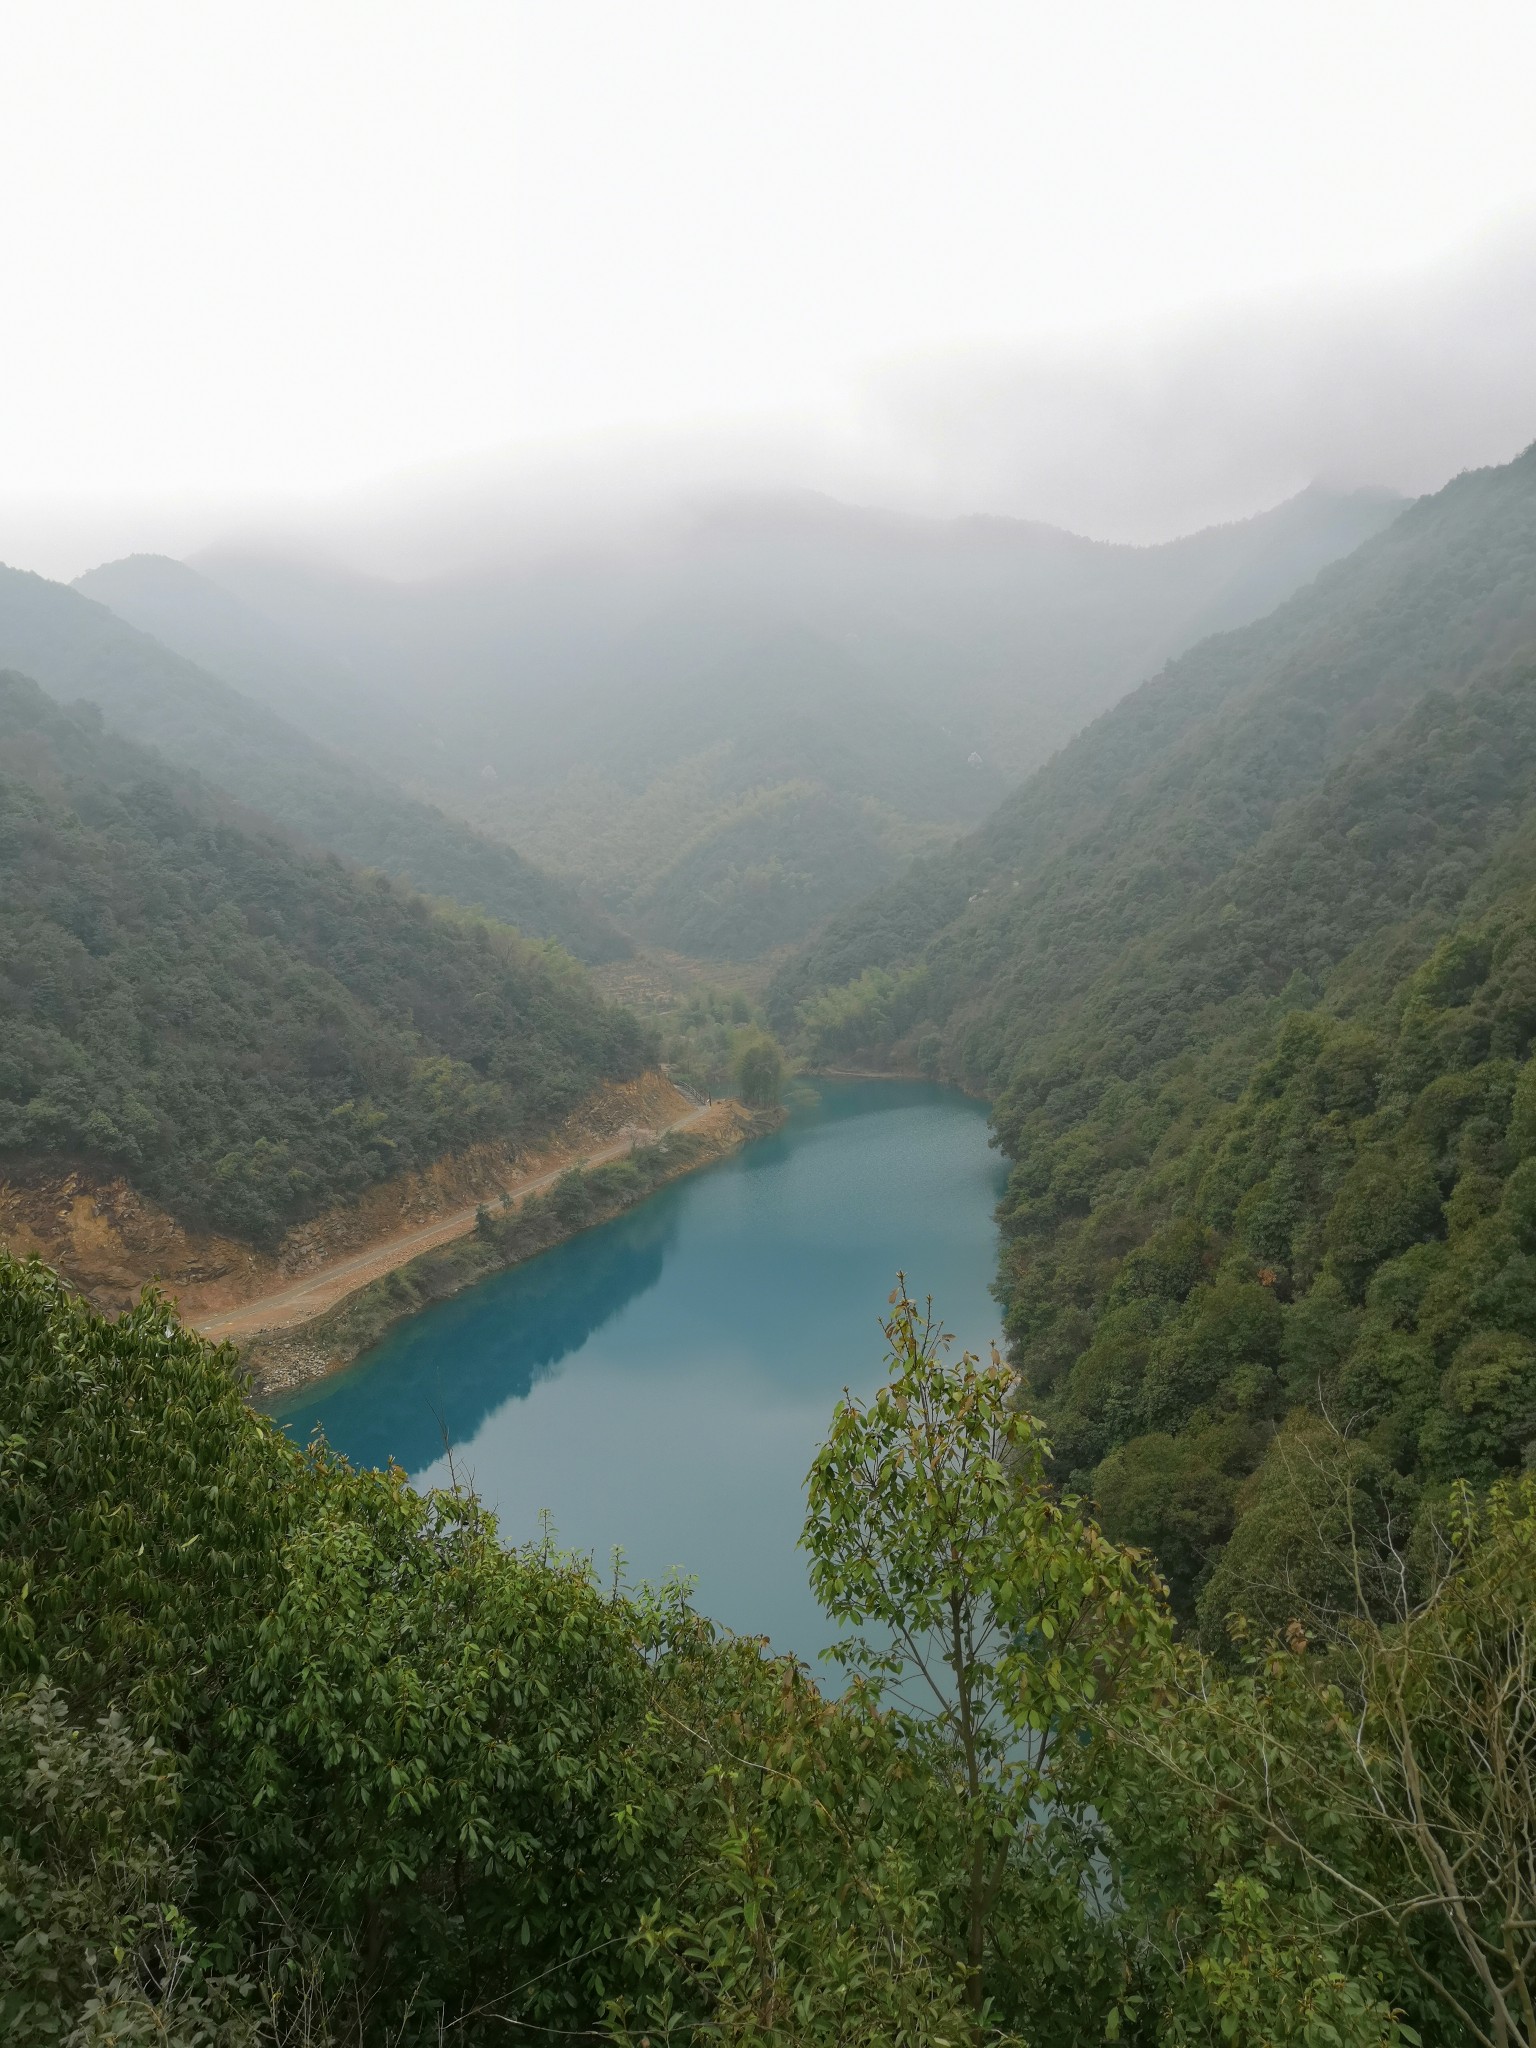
[771,443,1536,1059]
[80,482,1405,959]
[0,562,629,962]
[764,437,1536,1626]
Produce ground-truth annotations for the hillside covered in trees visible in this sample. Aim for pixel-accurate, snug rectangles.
[0,673,651,1244]
[772,443,1536,1617]
[0,565,628,963]
[774,445,1536,1036]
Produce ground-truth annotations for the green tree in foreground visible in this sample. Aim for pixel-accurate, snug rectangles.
[803,1282,1167,2014]
[1095,1474,1536,2048]
[0,1680,262,2045]
[6,1249,1536,2044]
[606,1591,980,2048]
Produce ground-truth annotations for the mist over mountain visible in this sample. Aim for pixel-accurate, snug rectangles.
[854,219,1536,542]
[71,551,389,761]
[0,564,628,962]
[9,217,1532,589]
[80,482,1402,960]
[773,442,1536,1059]
[14,8,1536,2039]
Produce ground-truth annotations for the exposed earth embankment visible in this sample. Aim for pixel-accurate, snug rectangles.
[240,1095,776,1396]
[0,1072,749,1346]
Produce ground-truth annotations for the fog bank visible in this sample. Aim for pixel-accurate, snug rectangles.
[3,221,1533,582]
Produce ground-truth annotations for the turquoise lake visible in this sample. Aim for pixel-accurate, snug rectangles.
[269,1080,1007,1658]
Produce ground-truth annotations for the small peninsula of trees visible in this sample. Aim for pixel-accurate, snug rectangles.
[5,1252,1532,2045]
[732,1030,785,1107]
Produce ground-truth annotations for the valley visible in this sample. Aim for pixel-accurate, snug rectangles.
[14,22,1536,2042]
[7,441,1536,2048]
[9,447,1536,1583]
[76,483,1400,958]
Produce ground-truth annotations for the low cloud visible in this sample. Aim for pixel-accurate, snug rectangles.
[302,216,1536,573]
[6,218,1535,583]
[858,219,1536,540]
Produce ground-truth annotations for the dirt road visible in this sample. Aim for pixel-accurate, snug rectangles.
[195,1101,717,1340]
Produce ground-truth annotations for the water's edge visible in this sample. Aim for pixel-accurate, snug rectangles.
[268,1081,1006,1656]
[245,1105,783,1396]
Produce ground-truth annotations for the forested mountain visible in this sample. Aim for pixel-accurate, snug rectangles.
[772,440,1536,1621]
[84,484,1398,959]
[0,564,628,962]
[1039,842,1536,1629]
[0,673,650,1243]
[15,476,1536,2048]
[774,445,1536,1047]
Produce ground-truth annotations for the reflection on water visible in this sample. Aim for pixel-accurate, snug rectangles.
[270,1081,1005,1656]
[272,1200,679,1475]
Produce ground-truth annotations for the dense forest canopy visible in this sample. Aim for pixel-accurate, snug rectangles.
[0,564,628,963]
[6,394,1534,2048]
[77,486,1400,960]
[11,12,1536,2037]
[0,673,651,1243]
[5,1254,1533,2044]
[1020,843,1536,1628]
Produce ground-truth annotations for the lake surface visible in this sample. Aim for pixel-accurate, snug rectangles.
[269,1080,1007,1658]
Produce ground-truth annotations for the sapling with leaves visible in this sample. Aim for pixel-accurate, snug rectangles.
[1096,1472,1536,2048]
[802,1279,1167,2014]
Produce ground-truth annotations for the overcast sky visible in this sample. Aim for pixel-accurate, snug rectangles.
[3,0,1536,575]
